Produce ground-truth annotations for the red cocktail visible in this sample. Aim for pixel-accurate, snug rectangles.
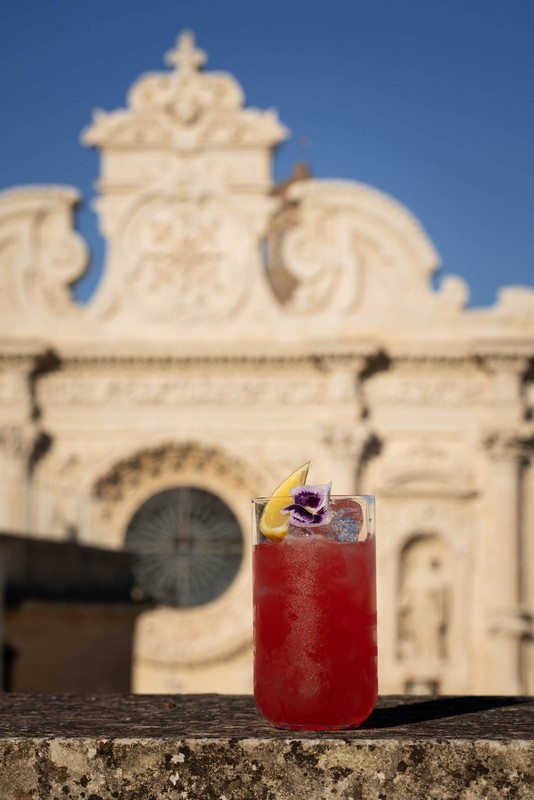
[253,493,377,730]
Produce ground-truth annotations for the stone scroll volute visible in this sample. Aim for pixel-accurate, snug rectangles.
[0,187,88,333]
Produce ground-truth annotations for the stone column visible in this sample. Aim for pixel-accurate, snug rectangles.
[483,427,532,694]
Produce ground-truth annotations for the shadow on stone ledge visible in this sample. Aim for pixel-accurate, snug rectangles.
[362,695,531,730]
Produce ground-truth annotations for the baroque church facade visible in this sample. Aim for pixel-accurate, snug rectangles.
[0,32,533,695]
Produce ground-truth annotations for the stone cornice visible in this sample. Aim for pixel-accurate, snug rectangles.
[49,341,379,371]
[388,336,534,357]
[0,340,49,368]
[0,185,81,206]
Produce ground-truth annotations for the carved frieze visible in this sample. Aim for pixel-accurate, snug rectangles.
[365,370,489,406]
[38,372,330,406]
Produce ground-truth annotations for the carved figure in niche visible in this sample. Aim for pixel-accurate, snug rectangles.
[398,534,451,664]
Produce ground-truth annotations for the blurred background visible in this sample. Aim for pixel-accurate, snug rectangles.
[0,0,533,696]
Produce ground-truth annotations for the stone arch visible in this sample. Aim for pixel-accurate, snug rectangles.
[90,441,261,675]
[92,440,260,546]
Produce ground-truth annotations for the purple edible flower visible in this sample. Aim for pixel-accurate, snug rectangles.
[282,482,332,527]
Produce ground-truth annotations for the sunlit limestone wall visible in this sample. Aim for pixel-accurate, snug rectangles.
[0,32,533,695]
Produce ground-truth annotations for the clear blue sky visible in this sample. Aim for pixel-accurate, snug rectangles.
[1,0,533,306]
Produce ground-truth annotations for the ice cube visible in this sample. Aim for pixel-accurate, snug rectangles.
[285,522,315,539]
[285,522,330,542]
[327,499,363,542]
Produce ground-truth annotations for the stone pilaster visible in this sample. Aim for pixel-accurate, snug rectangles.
[0,424,35,533]
[321,423,374,494]
[482,426,533,694]
[316,354,374,493]
[483,355,529,425]
[0,348,41,534]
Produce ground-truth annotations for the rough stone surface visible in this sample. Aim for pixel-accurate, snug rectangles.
[0,694,532,799]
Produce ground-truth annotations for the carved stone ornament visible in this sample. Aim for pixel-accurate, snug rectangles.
[379,440,476,499]
[365,368,489,406]
[275,180,468,320]
[38,370,329,407]
[118,194,255,322]
[0,187,88,326]
[321,424,373,461]
[484,425,534,463]
[0,424,36,461]
[82,31,288,152]
[93,441,261,520]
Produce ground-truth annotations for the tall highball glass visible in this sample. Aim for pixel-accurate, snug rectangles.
[252,494,377,730]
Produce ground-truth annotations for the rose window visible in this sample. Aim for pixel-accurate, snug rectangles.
[125,487,243,608]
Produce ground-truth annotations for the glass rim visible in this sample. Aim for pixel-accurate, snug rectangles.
[252,494,375,503]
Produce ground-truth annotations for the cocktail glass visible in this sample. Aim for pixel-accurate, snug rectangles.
[252,494,377,730]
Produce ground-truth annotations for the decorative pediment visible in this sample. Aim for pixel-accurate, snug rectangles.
[1,30,532,353]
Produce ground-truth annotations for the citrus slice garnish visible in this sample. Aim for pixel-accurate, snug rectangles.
[259,461,310,541]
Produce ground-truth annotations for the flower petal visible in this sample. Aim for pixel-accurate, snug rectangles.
[281,504,316,525]
[283,482,332,527]
[290,482,332,509]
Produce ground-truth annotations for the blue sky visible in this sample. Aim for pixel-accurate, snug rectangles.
[1,0,533,306]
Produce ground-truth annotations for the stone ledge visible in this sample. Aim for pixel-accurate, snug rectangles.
[0,694,532,799]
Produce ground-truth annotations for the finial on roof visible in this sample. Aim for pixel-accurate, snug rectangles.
[165,30,207,74]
